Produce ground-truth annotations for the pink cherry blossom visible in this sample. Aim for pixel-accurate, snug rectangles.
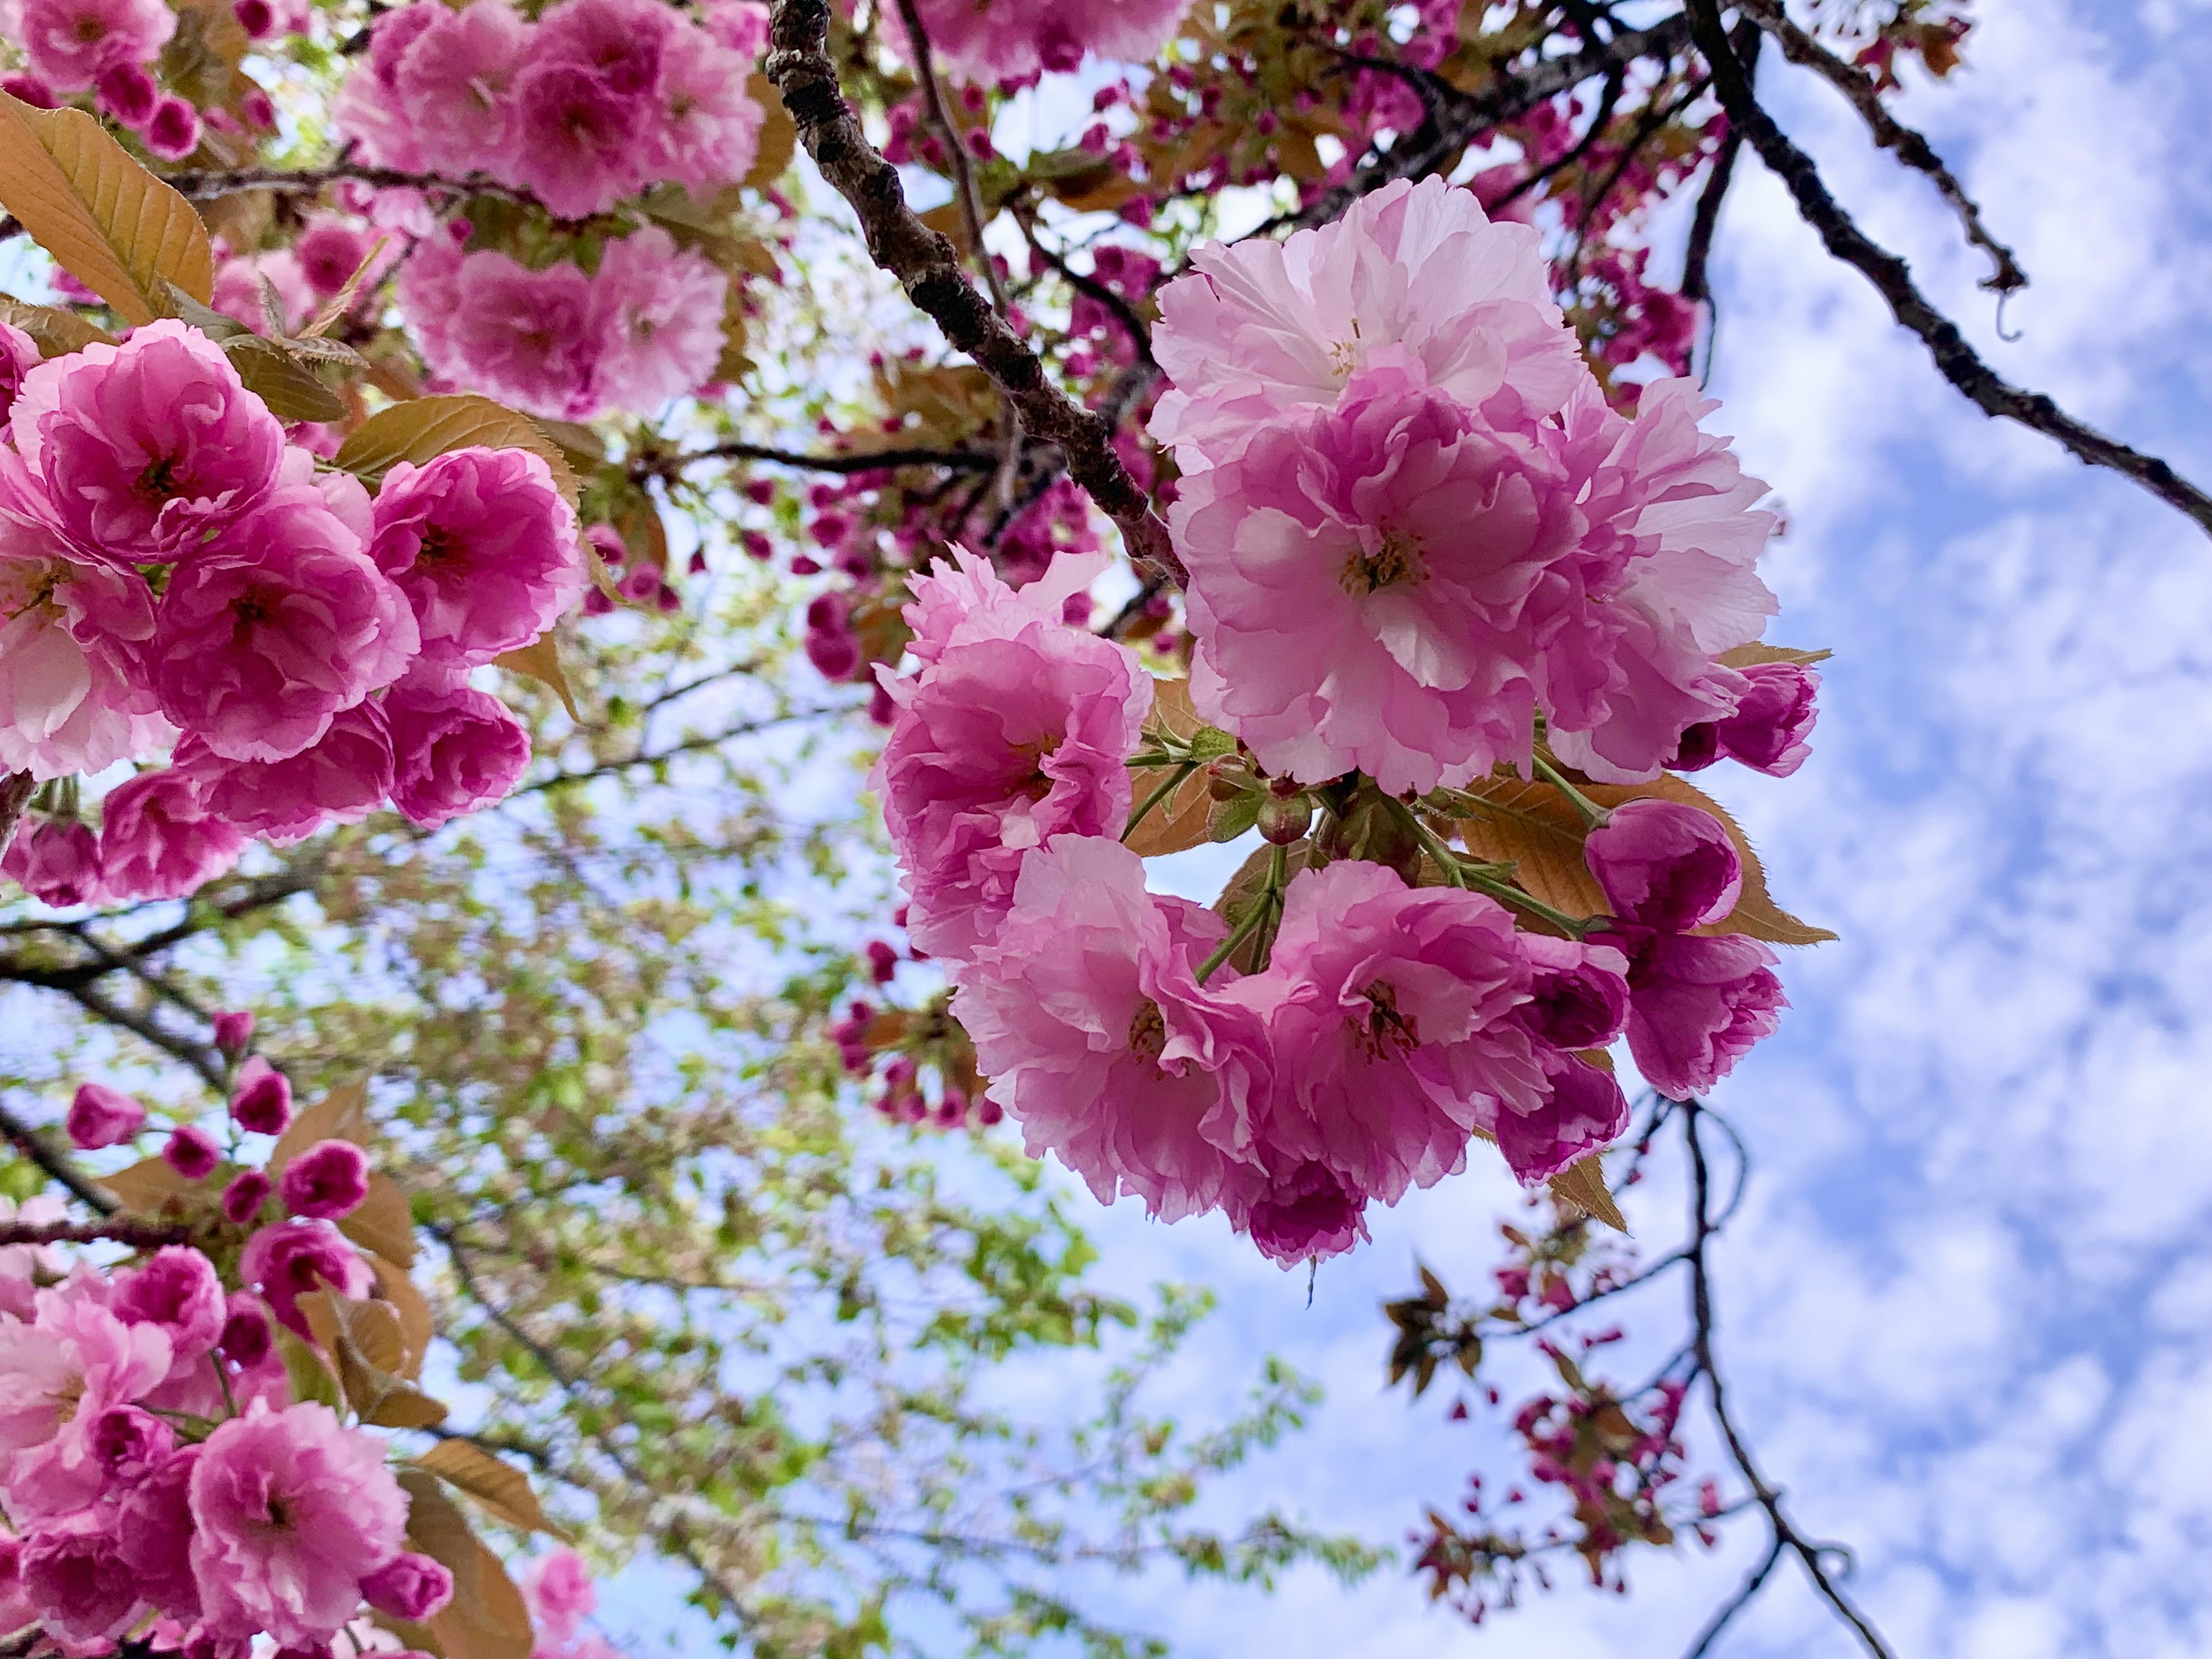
[1582,797,1742,932]
[589,229,729,412]
[177,700,395,846]
[386,679,533,828]
[67,1081,144,1149]
[94,59,158,126]
[6,320,282,563]
[535,0,672,92]
[0,319,38,424]
[150,480,418,763]
[18,1512,139,1641]
[874,550,1147,960]
[361,1551,454,1621]
[441,252,601,419]
[235,1220,372,1338]
[506,60,651,219]
[112,1247,227,1369]
[210,248,315,335]
[143,93,201,160]
[886,0,1190,82]
[162,1123,221,1180]
[369,446,581,666]
[221,1170,272,1227]
[522,1548,596,1643]
[393,0,530,173]
[1171,365,1580,793]
[1151,175,1584,467]
[114,1443,201,1620]
[0,1290,172,1521]
[278,1139,370,1220]
[97,768,248,902]
[229,1055,292,1135]
[15,0,175,90]
[951,836,1273,1221]
[700,0,768,54]
[1604,926,1786,1100]
[1242,859,1547,1221]
[645,40,763,192]
[188,1400,408,1647]
[1233,1160,1371,1268]
[86,1403,173,1481]
[2,816,103,907]
[329,0,445,169]
[1489,1049,1631,1185]
[1512,933,1631,1051]
[1672,661,1819,777]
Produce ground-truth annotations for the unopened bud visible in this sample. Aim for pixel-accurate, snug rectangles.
[1206,759,1249,801]
[1256,794,1313,845]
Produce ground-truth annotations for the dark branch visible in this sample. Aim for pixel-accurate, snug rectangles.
[631,440,999,483]
[162,162,536,206]
[0,1217,191,1247]
[1679,1533,1786,1659]
[764,0,1184,584]
[0,1099,120,1215]
[1685,0,2212,537]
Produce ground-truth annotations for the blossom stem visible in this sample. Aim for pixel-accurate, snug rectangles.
[1461,870,1592,940]
[1530,752,1611,831]
[1196,844,1287,983]
[1124,762,1198,842]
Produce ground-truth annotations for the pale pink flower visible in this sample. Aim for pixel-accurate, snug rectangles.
[114,1443,200,1620]
[646,40,762,192]
[1171,365,1581,793]
[699,0,768,56]
[536,0,673,91]
[278,1139,370,1220]
[97,768,247,902]
[188,1401,408,1647]
[1151,175,1583,467]
[393,224,468,378]
[329,1,444,169]
[210,249,315,336]
[1582,797,1741,932]
[16,0,175,90]
[888,0,1189,81]
[9,320,285,563]
[150,480,418,763]
[234,1220,372,1338]
[0,1195,67,1321]
[1603,925,1785,1100]
[0,1290,172,1521]
[177,701,395,846]
[393,0,531,173]
[112,1247,227,1373]
[2,816,103,906]
[0,505,166,780]
[873,550,1147,960]
[442,253,601,420]
[588,228,729,412]
[67,1081,144,1149]
[899,543,1106,671]
[386,680,533,828]
[1240,859,1546,1219]
[522,1548,596,1644]
[1537,379,1779,783]
[369,446,581,666]
[505,61,651,219]
[952,836,1273,1220]
[19,1512,139,1640]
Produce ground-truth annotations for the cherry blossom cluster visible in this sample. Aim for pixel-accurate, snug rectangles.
[522,1548,624,1659]
[0,318,581,908]
[0,1035,459,1652]
[883,0,1191,85]
[335,0,767,221]
[396,225,729,423]
[2,0,214,160]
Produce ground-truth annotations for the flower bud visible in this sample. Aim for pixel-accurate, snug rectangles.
[278,1139,370,1221]
[1580,798,1740,932]
[229,1056,292,1135]
[1256,793,1313,845]
[162,1124,222,1181]
[67,1082,145,1150]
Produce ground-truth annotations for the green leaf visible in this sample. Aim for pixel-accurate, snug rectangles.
[0,94,213,324]
[0,294,113,355]
[1208,790,1262,843]
[1187,725,1238,761]
[225,335,347,423]
[335,395,579,507]
[276,1324,343,1410]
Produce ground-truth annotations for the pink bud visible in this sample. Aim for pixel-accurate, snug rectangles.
[213,1009,255,1055]
[221,1168,272,1226]
[361,1551,455,1622]
[162,1124,222,1181]
[278,1138,370,1220]
[1580,798,1741,932]
[229,1056,292,1135]
[67,1082,145,1150]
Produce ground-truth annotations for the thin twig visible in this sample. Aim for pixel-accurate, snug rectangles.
[1684,0,2212,537]
[162,162,536,207]
[764,0,1184,584]
[0,1099,120,1215]
[1734,0,2025,294]
[630,440,998,483]
[0,1217,191,1247]
[1678,1533,1786,1659]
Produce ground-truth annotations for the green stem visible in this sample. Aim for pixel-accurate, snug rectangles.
[1197,843,1288,983]
[1461,869,1591,939]
[1383,793,1591,938]
[1123,761,1197,842]
[1531,752,1611,832]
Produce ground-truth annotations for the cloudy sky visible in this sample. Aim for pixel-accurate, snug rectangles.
[995,4,2212,1657]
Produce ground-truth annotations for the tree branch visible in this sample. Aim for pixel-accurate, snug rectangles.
[1734,0,2025,294]
[0,1099,120,1215]
[631,440,999,483]
[162,162,536,206]
[1684,0,2212,537]
[764,0,1184,584]
[0,1217,190,1247]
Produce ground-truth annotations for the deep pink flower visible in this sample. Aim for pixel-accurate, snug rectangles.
[97,768,248,902]
[0,319,38,425]
[0,71,58,106]
[86,1403,173,1480]
[535,0,672,92]
[278,1139,370,1220]
[115,1442,201,1619]
[3,816,104,907]
[873,549,1147,960]
[15,0,175,90]
[142,95,202,161]
[113,1247,228,1364]
[0,505,166,780]
[19,1512,139,1641]
[67,1081,145,1149]
[94,59,158,126]
[393,0,530,173]
[887,0,1189,82]
[645,40,762,193]
[1240,859,1546,1217]
[1582,798,1741,932]
[188,1401,408,1646]
[214,1009,255,1054]
[293,217,373,300]
[150,475,418,763]
[951,836,1273,1222]
[1152,176,1582,467]
[1171,365,1580,793]
[368,446,581,666]
[506,60,650,219]
[1533,380,1779,783]
[229,1055,292,1135]
[588,229,728,413]
[1513,933,1631,1050]
[1234,1160,1370,1268]
[1604,926,1785,1100]
[218,1295,272,1367]
[221,1169,272,1227]
[1490,1049,1631,1184]
[386,680,533,828]
[162,1123,222,1180]
[235,1220,372,1338]
[441,252,601,419]
[177,700,396,846]
[1676,662,1818,777]
[361,1551,454,1621]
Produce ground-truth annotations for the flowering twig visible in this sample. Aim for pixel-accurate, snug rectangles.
[1684,0,2212,538]
[764,0,1184,584]
[0,1099,120,1215]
